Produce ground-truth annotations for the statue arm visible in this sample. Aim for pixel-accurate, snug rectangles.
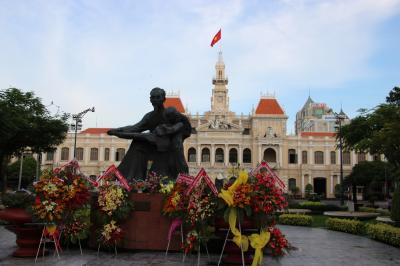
[108,113,151,136]
[155,122,184,136]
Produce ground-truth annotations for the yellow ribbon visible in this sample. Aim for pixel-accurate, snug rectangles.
[248,230,270,266]
[228,208,249,252]
[218,170,248,206]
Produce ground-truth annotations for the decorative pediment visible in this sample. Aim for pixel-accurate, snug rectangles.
[196,117,241,132]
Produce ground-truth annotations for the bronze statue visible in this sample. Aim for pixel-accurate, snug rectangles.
[107,87,191,180]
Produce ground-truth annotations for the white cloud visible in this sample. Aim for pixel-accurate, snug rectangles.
[0,0,399,129]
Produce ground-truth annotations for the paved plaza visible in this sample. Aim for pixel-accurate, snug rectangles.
[0,225,399,266]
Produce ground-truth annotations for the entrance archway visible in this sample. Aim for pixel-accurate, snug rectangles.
[313,177,327,198]
[263,148,276,163]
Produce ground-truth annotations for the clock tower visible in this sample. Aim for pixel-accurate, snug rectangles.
[211,51,229,113]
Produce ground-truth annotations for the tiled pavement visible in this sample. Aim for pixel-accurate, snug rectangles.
[0,225,399,266]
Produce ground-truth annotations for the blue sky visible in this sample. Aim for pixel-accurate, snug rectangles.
[1,0,399,133]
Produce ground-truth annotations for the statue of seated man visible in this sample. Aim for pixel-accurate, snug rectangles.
[107,88,191,180]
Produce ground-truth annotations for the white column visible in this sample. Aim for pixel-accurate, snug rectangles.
[211,144,215,166]
[301,175,305,194]
[224,144,229,166]
[84,147,89,164]
[330,175,334,194]
[197,145,201,166]
[308,174,312,185]
[70,146,74,160]
[278,146,282,168]
[238,145,242,165]
[100,147,104,162]
[337,175,341,185]
[111,147,115,162]
[258,145,262,163]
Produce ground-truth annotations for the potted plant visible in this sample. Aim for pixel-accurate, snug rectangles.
[0,190,44,257]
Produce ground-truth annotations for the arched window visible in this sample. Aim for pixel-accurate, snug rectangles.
[104,148,110,161]
[229,148,238,163]
[116,148,125,162]
[263,148,276,163]
[302,151,307,164]
[215,148,224,163]
[288,149,297,164]
[188,147,196,162]
[46,151,54,161]
[373,154,381,161]
[90,148,98,161]
[357,152,366,163]
[243,148,251,163]
[76,147,84,161]
[314,151,324,164]
[330,151,336,164]
[343,152,351,165]
[201,148,210,162]
[61,147,69,161]
[288,178,297,191]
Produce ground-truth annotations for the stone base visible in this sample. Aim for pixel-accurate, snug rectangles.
[121,193,181,251]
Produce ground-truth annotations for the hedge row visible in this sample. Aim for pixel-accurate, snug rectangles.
[278,214,312,226]
[366,223,400,247]
[325,218,365,235]
[289,202,347,214]
[359,207,391,217]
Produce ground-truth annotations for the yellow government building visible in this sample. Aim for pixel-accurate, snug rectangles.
[42,52,379,198]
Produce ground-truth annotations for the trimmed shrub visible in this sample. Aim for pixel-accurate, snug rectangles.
[359,207,391,217]
[366,223,400,247]
[298,201,347,214]
[326,218,365,235]
[278,214,312,226]
[391,185,400,222]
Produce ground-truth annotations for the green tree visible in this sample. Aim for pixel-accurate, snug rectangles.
[0,88,68,192]
[345,161,394,205]
[6,157,38,189]
[341,86,400,182]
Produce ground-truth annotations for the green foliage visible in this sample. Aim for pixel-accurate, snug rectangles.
[326,218,365,235]
[334,184,342,199]
[296,201,346,214]
[63,206,92,245]
[391,185,400,222]
[6,157,37,187]
[366,223,400,247]
[305,183,313,199]
[1,191,34,209]
[278,214,312,226]
[0,88,69,191]
[341,87,400,170]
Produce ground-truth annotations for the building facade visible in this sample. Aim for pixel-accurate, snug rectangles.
[42,52,377,198]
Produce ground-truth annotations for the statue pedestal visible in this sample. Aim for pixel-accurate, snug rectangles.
[121,193,181,251]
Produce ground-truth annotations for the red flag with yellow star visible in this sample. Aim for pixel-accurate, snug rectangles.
[210,29,221,47]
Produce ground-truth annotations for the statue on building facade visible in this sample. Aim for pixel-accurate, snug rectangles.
[107,87,191,180]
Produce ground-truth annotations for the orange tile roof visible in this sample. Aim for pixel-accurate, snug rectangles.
[301,132,336,137]
[164,97,185,113]
[80,128,110,134]
[255,98,284,115]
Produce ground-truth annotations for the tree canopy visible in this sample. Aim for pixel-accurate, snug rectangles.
[341,87,400,173]
[0,88,69,191]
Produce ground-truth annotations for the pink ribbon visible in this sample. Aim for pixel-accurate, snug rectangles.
[96,164,131,191]
[251,161,286,189]
[185,168,218,196]
[167,218,182,241]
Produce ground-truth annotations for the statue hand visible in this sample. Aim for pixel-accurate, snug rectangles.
[154,125,166,136]
[107,129,119,136]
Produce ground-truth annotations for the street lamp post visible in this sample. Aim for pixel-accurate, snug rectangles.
[335,113,346,206]
[72,107,95,159]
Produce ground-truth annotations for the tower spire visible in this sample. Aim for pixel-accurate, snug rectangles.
[211,51,229,113]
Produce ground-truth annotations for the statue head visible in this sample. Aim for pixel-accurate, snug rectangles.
[164,107,180,124]
[150,87,166,108]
